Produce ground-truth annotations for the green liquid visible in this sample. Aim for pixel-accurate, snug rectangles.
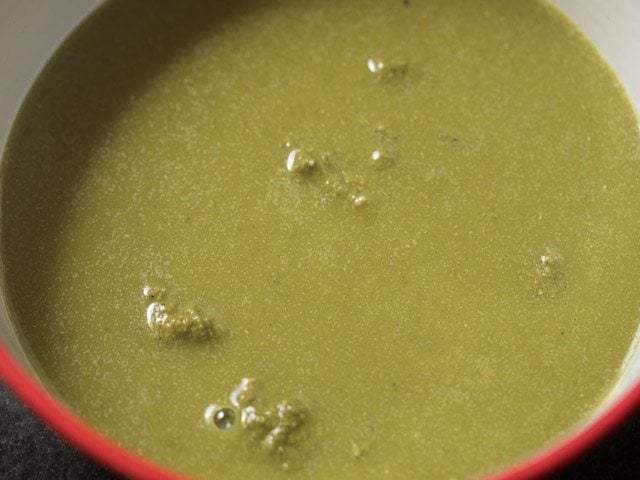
[2,0,639,478]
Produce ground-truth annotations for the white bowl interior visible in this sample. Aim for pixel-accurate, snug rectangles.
[1,0,639,468]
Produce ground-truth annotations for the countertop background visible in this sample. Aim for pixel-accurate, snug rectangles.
[1,381,639,480]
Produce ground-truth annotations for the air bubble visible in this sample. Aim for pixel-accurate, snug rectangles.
[214,408,236,430]
[204,404,236,430]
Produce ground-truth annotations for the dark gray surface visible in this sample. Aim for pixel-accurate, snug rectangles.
[1,380,639,479]
[0,382,118,480]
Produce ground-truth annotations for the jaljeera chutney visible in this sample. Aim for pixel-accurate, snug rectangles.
[2,0,640,478]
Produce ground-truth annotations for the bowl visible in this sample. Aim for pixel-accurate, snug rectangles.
[1,1,639,479]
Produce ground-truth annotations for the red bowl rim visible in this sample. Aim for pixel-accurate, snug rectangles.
[1,341,640,479]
